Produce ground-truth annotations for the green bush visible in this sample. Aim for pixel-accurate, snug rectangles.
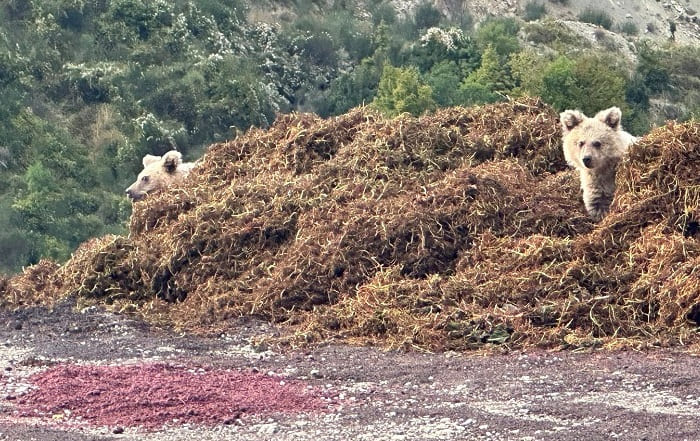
[523,19,591,49]
[414,2,443,30]
[540,56,576,111]
[475,17,520,58]
[619,21,638,35]
[457,81,501,107]
[3,0,36,20]
[411,27,480,74]
[369,2,397,26]
[509,49,550,97]
[109,0,168,40]
[523,2,547,22]
[578,7,614,30]
[625,73,650,110]
[373,64,436,117]
[540,53,627,115]
[314,58,381,117]
[425,60,462,107]
[455,46,510,107]
[464,45,514,94]
[636,43,671,94]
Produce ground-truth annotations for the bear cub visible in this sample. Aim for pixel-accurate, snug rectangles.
[126,150,196,201]
[560,107,636,221]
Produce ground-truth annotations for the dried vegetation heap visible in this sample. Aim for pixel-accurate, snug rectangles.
[2,98,699,351]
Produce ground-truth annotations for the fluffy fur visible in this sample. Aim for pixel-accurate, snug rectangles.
[560,107,636,221]
[125,150,195,201]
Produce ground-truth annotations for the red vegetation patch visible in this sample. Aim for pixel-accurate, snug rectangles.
[15,363,332,430]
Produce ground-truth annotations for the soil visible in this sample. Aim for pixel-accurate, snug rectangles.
[1,298,699,441]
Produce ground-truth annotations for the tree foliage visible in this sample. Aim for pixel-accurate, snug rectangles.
[373,65,436,117]
[475,17,520,58]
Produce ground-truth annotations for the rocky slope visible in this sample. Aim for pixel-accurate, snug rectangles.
[419,0,700,45]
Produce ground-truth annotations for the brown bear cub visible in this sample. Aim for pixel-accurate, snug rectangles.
[125,150,196,201]
[560,107,636,221]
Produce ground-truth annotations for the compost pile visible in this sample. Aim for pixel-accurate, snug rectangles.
[2,98,699,351]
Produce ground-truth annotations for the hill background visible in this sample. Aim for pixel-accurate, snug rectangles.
[0,0,698,274]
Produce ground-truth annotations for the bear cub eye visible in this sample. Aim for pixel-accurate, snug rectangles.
[142,176,150,183]
[592,141,602,148]
[578,140,585,148]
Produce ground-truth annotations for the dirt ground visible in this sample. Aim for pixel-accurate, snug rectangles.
[1,299,699,441]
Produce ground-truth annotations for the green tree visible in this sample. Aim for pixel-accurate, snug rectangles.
[540,53,628,115]
[539,55,577,111]
[456,47,506,106]
[373,64,436,117]
[411,27,480,74]
[463,45,513,93]
[413,2,443,30]
[425,60,463,107]
[509,48,550,97]
[475,17,520,58]
[199,57,282,134]
[5,111,127,269]
[571,53,627,115]
[457,82,501,107]
[315,57,382,116]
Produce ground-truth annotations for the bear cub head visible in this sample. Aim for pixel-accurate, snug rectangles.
[126,150,194,201]
[560,106,629,172]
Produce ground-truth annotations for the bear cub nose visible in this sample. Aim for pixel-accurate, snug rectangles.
[582,156,593,168]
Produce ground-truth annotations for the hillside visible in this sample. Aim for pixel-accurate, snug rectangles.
[2,98,699,352]
[436,0,700,45]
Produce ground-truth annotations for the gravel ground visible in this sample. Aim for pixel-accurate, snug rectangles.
[1,299,699,441]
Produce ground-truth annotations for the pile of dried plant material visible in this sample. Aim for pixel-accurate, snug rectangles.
[0,260,61,308]
[2,98,698,351]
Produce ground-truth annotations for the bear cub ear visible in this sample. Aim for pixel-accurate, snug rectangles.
[560,110,585,133]
[595,106,622,130]
[162,150,183,174]
[142,154,161,168]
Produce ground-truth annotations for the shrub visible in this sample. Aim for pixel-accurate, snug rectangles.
[314,58,381,117]
[539,56,576,111]
[619,21,639,35]
[593,28,606,41]
[414,2,443,30]
[636,42,670,94]
[373,64,436,117]
[424,60,462,106]
[370,3,397,26]
[578,7,614,30]
[297,32,338,67]
[412,27,480,73]
[464,45,513,94]
[475,17,520,58]
[509,49,549,97]
[523,19,590,49]
[523,2,547,22]
[539,53,627,114]
[457,81,500,106]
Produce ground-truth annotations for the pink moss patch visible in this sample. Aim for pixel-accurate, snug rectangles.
[15,363,332,430]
